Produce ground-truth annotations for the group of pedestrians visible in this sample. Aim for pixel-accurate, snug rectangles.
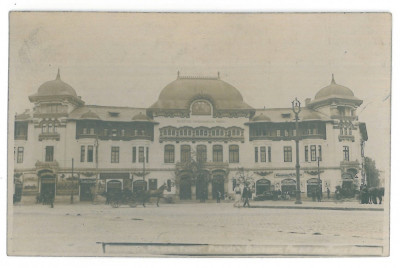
[233,184,252,208]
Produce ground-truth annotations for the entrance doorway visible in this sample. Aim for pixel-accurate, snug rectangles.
[180,176,192,200]
[281,178,296,196]
[212,175,224,199]
[342,180,355,198]
[256,179,271,195]
[196,173,208,200]
[80,180,95,201]
[307,178,322,197]
[40,178,55,200]
[107,180,122,195]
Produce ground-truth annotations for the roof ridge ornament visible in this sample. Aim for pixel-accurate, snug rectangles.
[56,68,61,80]
[331,73,336,84]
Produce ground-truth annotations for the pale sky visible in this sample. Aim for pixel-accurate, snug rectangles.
[8,12,391,174]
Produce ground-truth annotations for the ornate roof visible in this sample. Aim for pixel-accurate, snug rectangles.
[35,69,78,98]
[149,73,254,111]
[314,74,359,101]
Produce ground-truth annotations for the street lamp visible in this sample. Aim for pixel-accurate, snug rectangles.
[292,98,302,204]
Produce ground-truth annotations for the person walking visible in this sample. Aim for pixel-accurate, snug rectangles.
[216,190,221,203]
[242,185,251,208]
[327,187,330,199]
[234,184,241,207]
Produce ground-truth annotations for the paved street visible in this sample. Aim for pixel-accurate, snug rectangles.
[8,202,386,256]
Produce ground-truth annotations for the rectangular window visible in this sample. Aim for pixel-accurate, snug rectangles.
[196,145,207,163]
[83,128,87,134]
[132,147,136,163]
[17,147,24,163]
[45,146,54,162]
[305,146,309,162]
[276,129,281,136]
[310,145,317,161]
[149,179,158,190]
[284,146,292,162]
[343,146,350,161]
[90,128,95,135]
[164,145,175,163]
[318,145,322,161]
[139,147,145,163]
[146,147,149,163]
[255,147,258,163]
[268,146,272,162]
[87,146,94,162]
[229,145,239,163]
[80,146,85,162]
[111,146,119,163]
[260,146,266,162]
[181,145,191,162]
[284,129,289,137]
[213,145,223,162]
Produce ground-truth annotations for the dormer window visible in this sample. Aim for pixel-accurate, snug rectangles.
[83,128,87,134]
[108,112,120,117]
[112,129,118,136]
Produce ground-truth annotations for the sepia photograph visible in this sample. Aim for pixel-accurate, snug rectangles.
[7,12,391,257]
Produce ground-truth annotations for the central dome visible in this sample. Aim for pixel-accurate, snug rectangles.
[149,75,253,111]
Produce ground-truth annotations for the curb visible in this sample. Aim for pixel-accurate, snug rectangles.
[248,205,384,211]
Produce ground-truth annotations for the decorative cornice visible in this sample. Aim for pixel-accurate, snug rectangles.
[254,171,273,176]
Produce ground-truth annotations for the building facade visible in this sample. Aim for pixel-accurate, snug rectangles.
[13,71,368,202]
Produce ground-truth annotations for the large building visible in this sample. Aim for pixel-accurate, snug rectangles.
[13,70,368,202]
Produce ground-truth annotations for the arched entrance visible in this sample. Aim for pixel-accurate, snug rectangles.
[256,179,271,195]
[180,176,192,200]
[307,178,322,197]
[106,180,122,195]
[196,172,208,200]
[281,178,296,196]
[132,180,147,194]
[341,173,355,198]
[212,173,225,199]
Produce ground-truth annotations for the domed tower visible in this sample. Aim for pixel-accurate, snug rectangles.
[306,74,363,118]
[29,69,84,116]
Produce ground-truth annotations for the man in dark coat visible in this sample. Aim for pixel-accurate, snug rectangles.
[242,185,251,208]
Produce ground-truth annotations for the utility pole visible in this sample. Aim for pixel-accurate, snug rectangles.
[292,98,302,204]
[70,158,74,204]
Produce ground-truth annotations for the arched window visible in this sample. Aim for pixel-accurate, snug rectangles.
[48,123,53,133]
[164,145,175,163]
[229,145,239,163]
[191,100,212,115]
[196,145,207,163]
[181,145,191,162]
[42,124,47,133]
[213,145,223,162]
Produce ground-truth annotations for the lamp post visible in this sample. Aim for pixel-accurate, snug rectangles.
[292,98,302,204]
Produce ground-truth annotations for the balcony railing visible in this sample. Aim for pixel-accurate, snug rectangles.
[338,135,355,142]
[15,134,28,141]
[39,133,60,141]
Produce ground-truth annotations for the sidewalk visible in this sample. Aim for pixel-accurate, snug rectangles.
[248,199,384,211]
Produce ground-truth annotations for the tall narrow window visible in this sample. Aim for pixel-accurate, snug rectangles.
[229,145,239,163]
[343,146,350,161]
[132,147,136,163]
[276,129,281,136]
[310,145,317,161]
[255,147,259,163]
[80,146,85,162]
[87,146,94,162]
[305,146,309,162]
[146,147,149,163]
[284,146,292,162]
[268,146,272,162]
[139,146,145,163]
[181,145,191,162]
[260,146,266,162]
[111,146,119,163]
[42,124,47,133]
[164,145,175,163]
[213,145,223,162]
[17,147,24,163]
[196,145,207,163]
[318,145,322,161]
[45,146,54,162]
[48,123,53,133]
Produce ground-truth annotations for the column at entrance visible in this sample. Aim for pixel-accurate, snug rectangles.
[207,182,212,200]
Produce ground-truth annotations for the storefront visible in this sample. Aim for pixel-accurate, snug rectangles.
[281,178,296,195]
[79,178,96,201]
[256,178,271,195]
[307,178,322,197]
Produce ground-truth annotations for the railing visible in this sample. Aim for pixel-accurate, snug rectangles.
[338,135,355,142]
[39,133,60,141]
[15,134,28,140]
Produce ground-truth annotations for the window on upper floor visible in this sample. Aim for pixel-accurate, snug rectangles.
[87,146,94,162]
[45,146,54,162]
[260,146,266,162]
[111,146,119,163]
[213,145,223,162]
[229,145,239,163]
[164,145,175,163]
[268,146,272,162]
[80,146,85,162]
[318,145,322,161]
[132,147,136,163]
[196,145,207,163]
[310,145,317,161]
[181,145,191,163]
[139,146,145,163]
[284,146,292,162]
[305,146,309,162]
[17,147,24,163]
[343,146,350,161]
[254,147,258,163]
